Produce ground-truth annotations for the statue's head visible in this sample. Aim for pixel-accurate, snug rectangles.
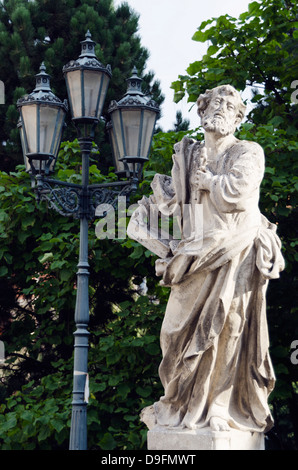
[196,85,246,136]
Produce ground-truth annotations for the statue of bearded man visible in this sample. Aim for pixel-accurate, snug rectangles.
[128,84,285,434]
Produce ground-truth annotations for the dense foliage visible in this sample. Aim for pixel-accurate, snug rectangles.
[0,0,297,451]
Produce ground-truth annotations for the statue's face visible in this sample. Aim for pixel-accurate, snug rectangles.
[202,93,240,136]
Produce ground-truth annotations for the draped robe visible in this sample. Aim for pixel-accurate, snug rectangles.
[142,136,285,432]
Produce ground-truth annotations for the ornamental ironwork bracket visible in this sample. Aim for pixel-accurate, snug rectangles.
[34,175,137,220]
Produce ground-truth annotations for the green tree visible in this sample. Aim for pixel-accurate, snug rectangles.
[171,0,298,449]
[0,0,164,172]
[169,110,190,132]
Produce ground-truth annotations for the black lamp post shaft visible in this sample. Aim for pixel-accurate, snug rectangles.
[69,139,91,450]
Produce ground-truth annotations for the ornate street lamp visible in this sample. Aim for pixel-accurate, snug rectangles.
[108,67,159,185]
[63,30,111,137]
[17,31,159,451]
[17,63,68,176]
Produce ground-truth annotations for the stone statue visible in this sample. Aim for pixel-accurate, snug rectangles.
[127,85,285,439]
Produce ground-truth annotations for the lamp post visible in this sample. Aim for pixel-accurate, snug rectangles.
[17,31,159,451]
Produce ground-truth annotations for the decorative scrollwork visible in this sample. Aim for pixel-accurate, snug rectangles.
[89,183,135,219]
[63,59,112,75]
[18,93,67,107]
[36,178,136,220]
[38,181,81,218]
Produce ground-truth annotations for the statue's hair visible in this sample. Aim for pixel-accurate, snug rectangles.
[196,85,246,122]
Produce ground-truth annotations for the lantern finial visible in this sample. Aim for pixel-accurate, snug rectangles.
[126,66,143,96]
[79,29,97,59]
[34,62,52,92]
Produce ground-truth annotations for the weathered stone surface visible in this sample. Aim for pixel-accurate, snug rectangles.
[147,426,265,451]
[129,85,285,449]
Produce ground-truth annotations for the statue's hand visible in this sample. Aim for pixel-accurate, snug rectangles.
[195,169,212,191]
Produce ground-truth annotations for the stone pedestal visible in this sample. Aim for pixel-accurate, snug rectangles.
[147,426,265,451]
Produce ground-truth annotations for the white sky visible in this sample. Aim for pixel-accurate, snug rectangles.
[113,0,251,131]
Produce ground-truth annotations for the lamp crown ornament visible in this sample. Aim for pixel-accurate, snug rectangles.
[18,62,68,108]
[109,66,159,111]
[79,29,97,59]
[34,62,51,92]
[62,30,112,76]
[125,66,143,96]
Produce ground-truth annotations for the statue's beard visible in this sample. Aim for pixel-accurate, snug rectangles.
[202,114,236,136]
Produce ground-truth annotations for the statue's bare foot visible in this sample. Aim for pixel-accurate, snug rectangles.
[210,416,230,431]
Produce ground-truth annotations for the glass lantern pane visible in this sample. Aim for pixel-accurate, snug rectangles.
[96,73,110,119]
[66,70,82,119]
[19,124,30,171]
[51,109,65,158]
[83,70,110,119]
[140,110,156,158]
[122,109,142,157]
[111,110,125,159]
[109,125,121,172]
[83,70,101,118]
[109,125,134,175]
[22,104,37,154]
[39,105,60,155]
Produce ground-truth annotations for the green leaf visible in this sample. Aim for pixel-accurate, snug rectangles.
[51,418,64,433]
[18,231,30,243]
[99,432,117,450]
[0,210,9,222]
[50,259,66,270]
[117,383,131,398]
[136,386,152,398]
[0,265,8,277]
[268,116,284,127]
[21,215,35,229]
[129,245,144,260]
[186,61,201,75]
[145,343,161,356]
[3,414,17,431]
[38,425,51,442]
[60,269,73,281]
[207,45,219,56]
[251,94,264,103]
[192,30,207,42]
[4,252,13,264]
[248,1,261,16]
[106,350,121,366]
[38,252,53,263]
